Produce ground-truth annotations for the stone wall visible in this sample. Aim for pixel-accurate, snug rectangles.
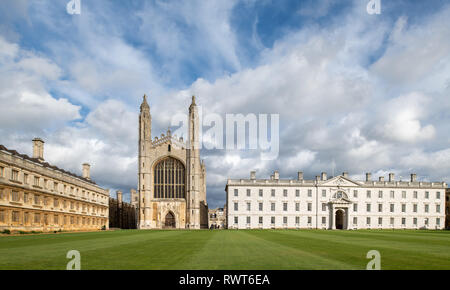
[109,198,137,229]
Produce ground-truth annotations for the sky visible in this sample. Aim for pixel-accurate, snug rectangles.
[0,0,449,208]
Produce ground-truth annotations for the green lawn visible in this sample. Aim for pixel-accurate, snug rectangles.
[0,229,449,270]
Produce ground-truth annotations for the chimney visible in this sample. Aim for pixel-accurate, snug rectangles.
[342,172,349,178]
[315,175,320,182]
[379,176,385,182]
[366,173,372,181]
[250,171,256,180]
[321,172,327,181]
[32,138,45,161]
[273,171,279,180]
[389,173,395,182]
[410,173,417,182]
[82,163,91,180]
[297,171,303,181]
[117,190,123,204]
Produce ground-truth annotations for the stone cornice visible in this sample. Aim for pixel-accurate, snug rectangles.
[0,148,108,196]
[226,178,447,189]
[0,181,108,207]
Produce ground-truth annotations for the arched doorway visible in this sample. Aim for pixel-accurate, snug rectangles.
[335,210,344,230]
[164,211,176,228]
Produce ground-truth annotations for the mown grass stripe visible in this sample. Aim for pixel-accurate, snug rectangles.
[248,230,450,269]
[0,229,448,269]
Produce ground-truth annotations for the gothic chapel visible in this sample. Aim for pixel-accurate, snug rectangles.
[137,95,208,229]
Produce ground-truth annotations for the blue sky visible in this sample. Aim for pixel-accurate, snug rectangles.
[1,0,450,208]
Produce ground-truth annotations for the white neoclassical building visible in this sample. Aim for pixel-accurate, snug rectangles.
[225,171,447,230]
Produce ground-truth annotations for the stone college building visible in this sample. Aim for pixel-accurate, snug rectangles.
[0,139,109,232]
[137,95,208,229]
[226,171,446,230]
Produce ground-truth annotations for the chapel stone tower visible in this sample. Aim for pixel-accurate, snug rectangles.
[187,96,201,229]
[138,95,152,228]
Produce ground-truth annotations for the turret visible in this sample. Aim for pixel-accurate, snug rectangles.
[138,94,152,229]
[117,190,123,204]
[140,94,150,112]
[187,95,201,229]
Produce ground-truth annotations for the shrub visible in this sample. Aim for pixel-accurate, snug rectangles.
[2,229,11,234]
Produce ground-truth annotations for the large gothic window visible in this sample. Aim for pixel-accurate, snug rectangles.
[154,157,185,199]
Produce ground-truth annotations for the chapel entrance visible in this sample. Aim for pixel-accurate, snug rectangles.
[335,210,344,230]
[164,211,176,228]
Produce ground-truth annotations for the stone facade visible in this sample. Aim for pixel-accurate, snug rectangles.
[0,139,109,232]
[208,207,226,229]
[137,95,208,229]
[446,188,450,229]
[226,171,446,230]
[109,191,137,229]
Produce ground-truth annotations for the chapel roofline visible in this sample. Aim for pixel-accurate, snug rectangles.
[151,132,186,148]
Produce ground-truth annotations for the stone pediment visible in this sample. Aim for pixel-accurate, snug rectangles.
[330,197,353,204]
[329,191,353,204]
[321,176,361,187]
